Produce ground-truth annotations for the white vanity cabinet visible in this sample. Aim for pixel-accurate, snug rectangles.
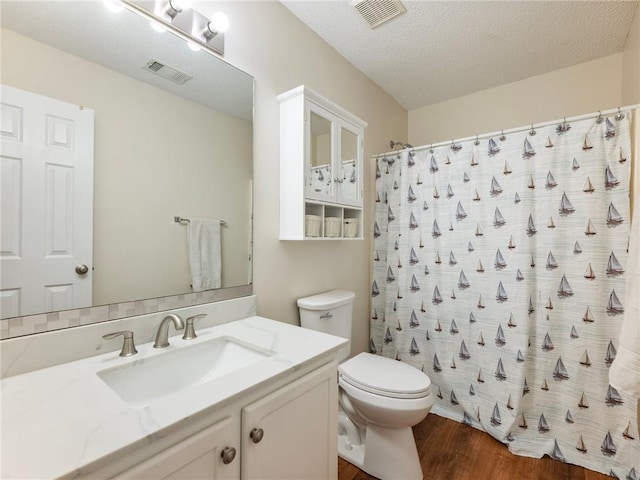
[113,362,337,480]
[279,85,367,240]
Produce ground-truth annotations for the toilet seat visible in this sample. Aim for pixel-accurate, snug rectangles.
[340,353,431,399]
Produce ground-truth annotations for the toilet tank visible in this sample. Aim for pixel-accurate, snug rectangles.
[297,290,355,361]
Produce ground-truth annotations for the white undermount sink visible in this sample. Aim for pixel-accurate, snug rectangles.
[97,336,272,406]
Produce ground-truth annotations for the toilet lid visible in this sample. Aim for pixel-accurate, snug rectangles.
[339,352,431,399]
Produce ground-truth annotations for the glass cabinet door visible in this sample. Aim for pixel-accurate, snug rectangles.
[338,125,360,205]
[307,108,333,199]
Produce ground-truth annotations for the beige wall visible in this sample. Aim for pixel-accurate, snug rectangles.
[408,54,624,146]
[210,1,408,355]
[622,2,640,105]
[1,28,252,306]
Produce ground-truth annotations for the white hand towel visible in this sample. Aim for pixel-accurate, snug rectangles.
[188,219,221,292]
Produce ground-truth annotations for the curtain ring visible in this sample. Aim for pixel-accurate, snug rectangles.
[529,124,536,136]
[499,130,506,142]
[615,107,625,121]
[596,111,604,124]
[474,135,480,146]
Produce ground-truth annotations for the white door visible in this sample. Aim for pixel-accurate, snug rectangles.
[1,85,94,318]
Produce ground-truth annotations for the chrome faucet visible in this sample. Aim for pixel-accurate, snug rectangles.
[183,314,208,340]
[153,314,185,348]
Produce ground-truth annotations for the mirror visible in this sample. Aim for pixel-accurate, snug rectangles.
[0,1,253,319]
[340,127,358,202]
[309,111,332,196]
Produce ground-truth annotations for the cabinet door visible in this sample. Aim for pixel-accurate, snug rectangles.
[241,362,338,480]
[305,103,336,202]
[336,121,363,207]
[117,416,239,480]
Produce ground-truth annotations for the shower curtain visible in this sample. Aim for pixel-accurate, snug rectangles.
[371,113,639,477]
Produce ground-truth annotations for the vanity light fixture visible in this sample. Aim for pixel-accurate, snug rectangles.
[103,0,124,13]
[116,0,228,56]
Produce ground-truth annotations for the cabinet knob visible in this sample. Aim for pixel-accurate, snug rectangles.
[250,427,264,444]
[220,447,236,464]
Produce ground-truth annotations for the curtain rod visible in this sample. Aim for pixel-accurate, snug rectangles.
[372,104,640,159]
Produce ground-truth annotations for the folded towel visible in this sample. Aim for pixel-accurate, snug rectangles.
[188,219,221,292]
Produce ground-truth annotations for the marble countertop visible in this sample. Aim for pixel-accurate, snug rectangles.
[0,316,348,479]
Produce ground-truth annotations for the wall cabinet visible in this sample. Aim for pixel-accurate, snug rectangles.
[279,86,367,240]
[114,362,337,480]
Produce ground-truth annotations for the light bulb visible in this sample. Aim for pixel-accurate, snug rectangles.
[208,12,229,33]
[103,0,124,13]
[169,0,192,12]
[150,20,167,33]
[187,41,201,52]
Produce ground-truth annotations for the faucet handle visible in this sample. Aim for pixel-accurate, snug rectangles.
[103,331,138,357]
[183,314,207,340]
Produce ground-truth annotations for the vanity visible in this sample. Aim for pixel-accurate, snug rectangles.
[0,312,348,479]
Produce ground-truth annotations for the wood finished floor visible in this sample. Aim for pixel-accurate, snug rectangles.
[338,414,610,480]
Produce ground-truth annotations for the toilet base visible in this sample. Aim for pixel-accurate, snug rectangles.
[338,425,423,480]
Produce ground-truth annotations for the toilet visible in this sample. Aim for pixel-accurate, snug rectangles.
[297,290,433,480]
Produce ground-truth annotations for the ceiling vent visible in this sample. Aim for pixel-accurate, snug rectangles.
[352,0,406,29]
[142,59,193,85]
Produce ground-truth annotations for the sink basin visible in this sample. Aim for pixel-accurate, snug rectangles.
[97,336,272,406]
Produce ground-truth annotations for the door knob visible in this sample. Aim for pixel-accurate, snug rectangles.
[220,447,236,464]
[75,264,89,275]
[250,428,264,444]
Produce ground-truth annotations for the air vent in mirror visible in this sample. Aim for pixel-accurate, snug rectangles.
[142,59,193,85]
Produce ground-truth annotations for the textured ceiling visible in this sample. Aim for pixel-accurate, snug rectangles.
[281,1,639,111]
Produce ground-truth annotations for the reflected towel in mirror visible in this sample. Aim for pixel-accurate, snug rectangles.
[188,219,222,292]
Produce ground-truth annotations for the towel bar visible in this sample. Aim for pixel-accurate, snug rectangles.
[174,216,226,225]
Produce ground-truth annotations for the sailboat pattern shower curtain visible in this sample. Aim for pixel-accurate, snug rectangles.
[371,114,639,477]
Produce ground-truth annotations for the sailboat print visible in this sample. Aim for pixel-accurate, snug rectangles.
[619,147,627,163]
[605,166,620,188]
[409,248,419,265]
[445,156,451,165]
[572,435,587,454]
[462,412,473,426]
[397,289,403,299]
[409,337,420,355]
[508,313,517,328]
[496,282,508,302]
[538,414,550,432]
[475,223,484,236]
[384,327,393,344]
[545,171,558,188]
[434,319,442,332]
[579,350,591,367]
[541,379,549,391]
[514,192,521,203]
[432,353,442,371]
[605,117,616,138]
[473,188,481,202]
[432,286,443,304]
[623,422,635,440]
[477,368,486,384]
[584,263,596,279]
[436,387,443,399]
[448,221,454,232]
[477,332,485,346]
[528,296,535,314]
[547,216,555,229]
[468,241,474,252]
[435,252,441,264]
[410,275,420,292]
[470,154,478,167]
[527,214,537,235]
[432,220,442,237]
[542,333,554,351]
[463,172,470,182]
[407,185,417,202]
[516,350,525,362]
[424,265,429,275]
[456,201,467,219]
[420,236,425,248]
[559,193,575,213]
[433,186,440,199]
[449,251,457,265]
[557,275,574,297]
[386,266,395,282]
[490,404,502,426]
[420,301,426,313]
[574,241,583,254]
[423,201,429,211]
[372,309,378,320]
[507,235,515,249]
[495,358,506,380]
[416,173,422,185]
[522,138,536,158]
[546,136,553,148]
[601,431,617,455]
[572,158,580,170]
[369,339,377,354]
[478,295,485,309]
[374,250,380,262]
[469,385,476,396]
[371,280,380,297]
[553,357,569,380]
[493,207,506,226]
[447,184,454,198]
[458,270,470,288]
[396,318,403,331]
[583,305,594,323]
[585,219,596,236]
[490,176,503,195]
[388,207,395,222]
[606,251,624,275]
[523,378,530,395]
[393,180,399,190]
[578,392,589,409]
[570,326,579,339]
[516,269,524,281]
[394,240,399,251]
[503,161,512,175]
[469,312,476,323]
[605,340,617,366]
[495,249,507,269]
[583,177,595,193]
[582,135,593,150]
[519,413,528,429]
[476,259,485,273]
[373,222,381,238]
[488,138,500,155]
[429,155,438,173]
[607,202,623,225]
[528,175,535,189]
[450,318,459,335]
[459,340,470,360]
[565,410,574,423]
[551,440,566,462]
[607,290,624,314]
[495,325,506,346]
[409,212,419,229]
